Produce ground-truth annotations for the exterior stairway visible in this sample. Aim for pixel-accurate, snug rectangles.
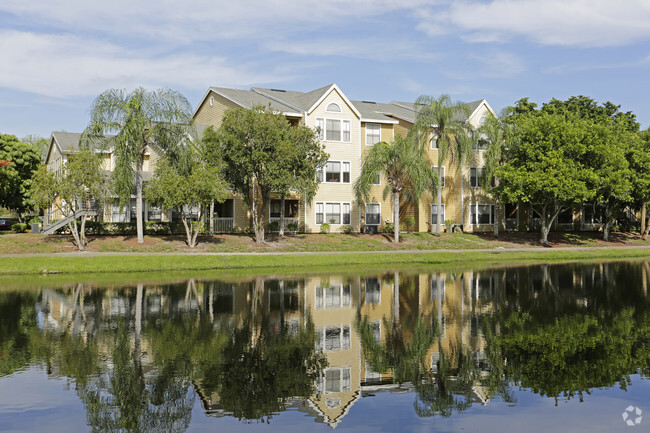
[42,199,99,235]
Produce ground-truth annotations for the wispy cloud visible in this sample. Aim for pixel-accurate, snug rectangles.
[0,30,284,97]
[416,0,650,47]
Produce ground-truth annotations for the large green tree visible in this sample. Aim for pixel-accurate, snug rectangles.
[496,105,596,244]
[31,149,108,250]
[209,106,325,244]
[84,87,194,244]
[413,95,474,235]
[0,134,41,221]
[354,134,438,242]
[631,129,650,239]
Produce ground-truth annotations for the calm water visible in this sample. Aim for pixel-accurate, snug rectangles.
[1,261,650,433]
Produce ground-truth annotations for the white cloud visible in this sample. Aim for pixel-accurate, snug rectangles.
[0,0,437,42]
[0,30,284,97]
[264,37,440,62]
[416,0,650,47]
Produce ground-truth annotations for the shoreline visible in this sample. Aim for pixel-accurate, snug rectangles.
[3,245,649,276]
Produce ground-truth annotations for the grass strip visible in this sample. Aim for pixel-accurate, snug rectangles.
[2,248,649,277]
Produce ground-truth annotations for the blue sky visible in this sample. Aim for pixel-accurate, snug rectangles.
[1,0,649,140]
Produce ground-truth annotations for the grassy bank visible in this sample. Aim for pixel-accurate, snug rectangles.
[3,247,650,276]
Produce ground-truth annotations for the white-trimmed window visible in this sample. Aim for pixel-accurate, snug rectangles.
[322,368,351,393]
[431,277,445,301]
[366,123,380,146]
[319,160,351,183]
[316,327,351,352]
[315,201,351,225]
[471,204,495,225]
[470,167,491,188]
[326,102,341,113]
[430,132,439,149]
[315,284,352,309]
[316,118,351,142]
[431,204,445,225]
[365,203,381,225]
[371,172,381,185]
[433,166,445,187]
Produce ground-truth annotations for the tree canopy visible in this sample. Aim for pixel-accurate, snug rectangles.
[0,134,41,220]
[84,87,194,244]
[206,105,327,243]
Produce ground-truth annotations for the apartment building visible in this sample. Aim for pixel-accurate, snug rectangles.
[193,83,498,233]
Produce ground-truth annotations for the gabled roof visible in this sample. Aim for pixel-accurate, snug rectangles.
[208,87,300,114]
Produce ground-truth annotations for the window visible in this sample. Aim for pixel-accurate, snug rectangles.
[431,277,445,301]
[326,102,341,113]
[366,123,380,145]
[365,203,380,225]
[433,166,445,187]
[326,119,341,141]
[147,204,162,222]
[323,368,351,393]
[342,162,350,183]
[317,327,351,352]
[430,133,438,149]
[342,203,351,224]
[315,201,351,225]
[270,201,282,218]
[320,160,350,183]
[316,284,352,309]
[470,167,483,188]
[371,172,380,185]
[326,161,341,182]
[471,204,495,225]
[111,200,128,222]
[430,204,445,224]
[365,278,381,304]
[316,118,351,142]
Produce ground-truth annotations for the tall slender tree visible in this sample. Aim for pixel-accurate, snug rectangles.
[479,112,507,238]
[84,88,194,243]
[413,95,473,235]
[354,134,438,242]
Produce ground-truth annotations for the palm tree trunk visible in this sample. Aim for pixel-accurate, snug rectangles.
[641,202,647,239]
[494,197,500,238]
[209,200,215,234]
[460,161,464,229]
[436,164,442,235]
[393,191,400,242]
[136,155,144,244]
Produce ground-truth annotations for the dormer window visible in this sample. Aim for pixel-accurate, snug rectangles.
[326,103,341,113]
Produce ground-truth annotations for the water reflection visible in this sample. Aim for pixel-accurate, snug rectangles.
[1,261,650,430]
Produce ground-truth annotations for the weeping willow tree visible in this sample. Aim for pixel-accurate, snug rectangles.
[84,87,194,244]
[354,134,438,242]
[414,95,474,235]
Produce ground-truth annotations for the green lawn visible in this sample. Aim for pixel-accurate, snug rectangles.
[2,247,650,276]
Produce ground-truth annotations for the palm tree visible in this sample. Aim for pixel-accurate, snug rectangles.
[354,134,438,243]
[479,112,507,237]
[84,87,194,243]
[414,95,473,235]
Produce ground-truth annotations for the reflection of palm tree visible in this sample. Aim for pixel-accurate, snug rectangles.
[356,272,438,384]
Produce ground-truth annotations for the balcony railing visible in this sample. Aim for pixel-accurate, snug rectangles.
[213,217,235,233]
[269,217,299,232]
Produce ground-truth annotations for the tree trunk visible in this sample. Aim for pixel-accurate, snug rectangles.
[279,193,285,237]
[460,161,464,230]
[436,165,442,235]
[134,283,143,364]
[209,200,215,234]
[494,197,500,238]
[603,220,611,241]
[393,190,400,242]
[190,205,202,248]
[540,206,551,245]
[135,153,144,244]
[642,202,648,240]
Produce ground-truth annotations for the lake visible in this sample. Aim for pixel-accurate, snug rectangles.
[1,260,649,432]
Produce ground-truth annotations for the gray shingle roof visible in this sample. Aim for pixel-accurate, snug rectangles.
[210,87,299,113]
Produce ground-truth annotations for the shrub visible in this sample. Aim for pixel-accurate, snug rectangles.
[380,223,394,234]
[320,223,331,234]
[12,222,28,233]
[29,216,42,224]
[266,221,280,233]
[341,224,354,234]
[403,217,415,232]
[287,222,299,233]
